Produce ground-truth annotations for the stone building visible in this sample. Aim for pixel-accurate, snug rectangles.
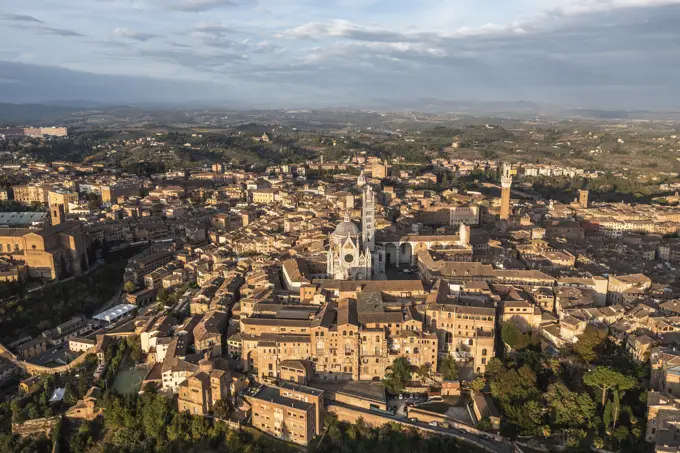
[177,356,231,416]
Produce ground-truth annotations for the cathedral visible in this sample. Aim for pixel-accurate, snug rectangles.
[326,185,384,280]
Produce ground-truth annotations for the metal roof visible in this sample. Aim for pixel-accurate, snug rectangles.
[93,304,136,322]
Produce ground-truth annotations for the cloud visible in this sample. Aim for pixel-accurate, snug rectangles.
[164,0,236,12]
[277,19,432,42]
[1,14,43,23]
[193,22,232,34]
[1,14,83,37]
[4,1,680,108]
[41,27,85,37]
[114,28,158,42]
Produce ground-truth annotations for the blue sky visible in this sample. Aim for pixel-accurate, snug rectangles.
[1,0,680,108]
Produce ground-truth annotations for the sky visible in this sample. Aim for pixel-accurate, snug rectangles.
[1,0,680,109]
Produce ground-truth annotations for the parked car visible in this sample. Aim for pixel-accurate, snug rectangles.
[409,418,418,422]
[428,421,438,427]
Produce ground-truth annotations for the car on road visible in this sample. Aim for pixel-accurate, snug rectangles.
[456,428,467,435]
[478,434,493,441]
[408,418,418,422]
[428,421,438,427]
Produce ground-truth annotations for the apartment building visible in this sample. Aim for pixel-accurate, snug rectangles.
[48,189,79,212]
[13,185,48,205]
[125,250,174,285]
[101,182,141,205]
[251,188,280,204]
[237,292,438,382]
[249,383,323,446]
[607,274,652,304]
[177,358,231,416]
[425,297,495,374]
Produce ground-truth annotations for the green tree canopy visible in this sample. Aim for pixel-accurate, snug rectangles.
[383,357,411,394]
[123,281,136,293]
[544,382,596,428]
[583,366,636,407]
[438,355,459,381]
[573,324,608,363]
[501,322,531,350]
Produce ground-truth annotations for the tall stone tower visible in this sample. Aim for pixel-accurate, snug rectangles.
[578,189,589,208]
[500,163,512,221]
[51,204,65,226]
[459,222,470,248]
[362,186,376,252]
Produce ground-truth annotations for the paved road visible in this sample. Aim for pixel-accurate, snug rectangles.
[328,401,513,453]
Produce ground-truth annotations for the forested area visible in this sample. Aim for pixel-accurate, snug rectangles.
[490,323,648,451]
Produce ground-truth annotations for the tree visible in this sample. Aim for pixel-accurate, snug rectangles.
[573,324,607,363]
[501,322,530,350]
[490,365,539,403]
[470,376,486,393]
[126,335,142,362]
[504,400,543,435]
[477,417,493,432]
[439,355,459,381]
[584,366,636,408]
[383,357,411,394]
[157,286,170,303]
[323,411,339,431]
[123,281,136,293]
[544,382,596,427]
[416,363,432,384]
[213,397,233,420]
[611,388,622,429]
[485,357,504,377]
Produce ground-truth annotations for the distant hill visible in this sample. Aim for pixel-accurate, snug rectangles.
[0,103,86,126]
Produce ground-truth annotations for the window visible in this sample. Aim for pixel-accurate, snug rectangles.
[482,348,487,356]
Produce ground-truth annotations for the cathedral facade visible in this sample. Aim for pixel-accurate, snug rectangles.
[326,186,384,280]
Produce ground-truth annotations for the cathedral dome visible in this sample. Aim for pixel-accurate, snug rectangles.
[333,213,360,237]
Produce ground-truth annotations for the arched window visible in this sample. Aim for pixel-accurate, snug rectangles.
[482,348,487,356]
[468,339,473,346]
